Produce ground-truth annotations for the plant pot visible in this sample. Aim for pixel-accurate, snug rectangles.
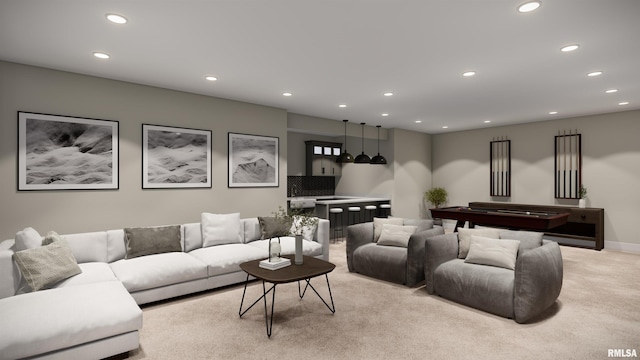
[578,199,586,208]
[295,234,303,265]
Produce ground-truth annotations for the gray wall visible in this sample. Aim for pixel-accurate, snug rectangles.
[0,61,288,240]
[432,110,640,251]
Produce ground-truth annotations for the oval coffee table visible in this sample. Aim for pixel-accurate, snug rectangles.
[239,254,336,337]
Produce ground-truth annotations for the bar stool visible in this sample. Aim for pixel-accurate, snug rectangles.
[348,206,362,225]
[329,208,344,242]
[364,205,377,222]
[378,203,391,218]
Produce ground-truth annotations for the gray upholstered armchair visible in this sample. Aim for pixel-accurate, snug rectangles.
[346,219,444,286]
[424,230,563,323]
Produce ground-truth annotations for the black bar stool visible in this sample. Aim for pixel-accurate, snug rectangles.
[329,208,344,242]
[364,205,377,222]
[378,203,391,218]
[348,206,362,225]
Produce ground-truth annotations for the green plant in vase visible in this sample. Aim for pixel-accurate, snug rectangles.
[424,187,448,208]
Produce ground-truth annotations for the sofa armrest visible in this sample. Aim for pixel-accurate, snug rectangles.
[406,227,445,287]
[514,240,563,323]
[424,233,459,294]
[346,222,374,272]
[314,219,330,261]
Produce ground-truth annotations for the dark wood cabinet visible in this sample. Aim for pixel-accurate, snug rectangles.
[305,141,342,176]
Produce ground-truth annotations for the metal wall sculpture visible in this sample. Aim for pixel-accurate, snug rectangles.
[555,130,582,199]
[490,137,511,197]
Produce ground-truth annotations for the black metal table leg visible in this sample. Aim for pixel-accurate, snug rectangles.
[298,274,335,314]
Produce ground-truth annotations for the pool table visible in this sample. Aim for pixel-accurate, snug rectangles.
[430,206,570,232]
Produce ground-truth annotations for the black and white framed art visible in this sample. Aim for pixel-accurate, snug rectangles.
[228,132,279,188]
[17,111,119,191]
[142,124,212,189]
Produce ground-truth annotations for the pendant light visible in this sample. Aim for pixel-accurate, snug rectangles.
[354,122,371,163]
[370,125,387,165]
[336,119,354,163]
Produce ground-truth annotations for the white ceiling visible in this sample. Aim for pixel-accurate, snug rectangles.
[1,0,638,134]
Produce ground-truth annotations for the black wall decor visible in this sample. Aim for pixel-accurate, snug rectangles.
[555,130,582,199]
[490,138,511,197]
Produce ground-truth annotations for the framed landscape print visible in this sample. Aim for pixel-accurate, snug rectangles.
[228,132,279,188]
[17,111,119,191]
[142,124,212,189]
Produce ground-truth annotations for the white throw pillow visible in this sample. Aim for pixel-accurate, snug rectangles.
[464,235,520,270]
[14,227,43,251]
[377,224,418,248]
[373,217,404,242]
[457,227,501,259]
[201,212,242,247]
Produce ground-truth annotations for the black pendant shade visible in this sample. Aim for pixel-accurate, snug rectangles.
[336,119,354,163]
[354,122,371,163]
[370,125,387,165]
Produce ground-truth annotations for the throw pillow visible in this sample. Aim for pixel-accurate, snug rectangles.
[258,216,290,239]
[14,227,42,251]
[42,230,64,246]
[499,230,543,254]
[457,227,501,259]
[464,235,521,270]
[201,212,243,247]
[373,217,404,242]
[124,225,182,259]
[13,239,82,292]
[290,215,319,241]
[402,218,434,233]
[377,224,418,247]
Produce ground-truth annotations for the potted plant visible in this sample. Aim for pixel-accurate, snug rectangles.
[578,184,587,208]
[273,206,318,265]
[424,187,448,209]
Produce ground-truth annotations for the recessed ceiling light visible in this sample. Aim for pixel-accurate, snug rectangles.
[381,113,389,117]
[587,71,603,77]
[619,101,629,106]
[549,111,558,115]
[561,44,579,52]
[517,1,541,13]
[442,126,449,129]
[415,120,422,123]
[383,92,394,97]
[339,104,347,108]
[282,92,292,97]
[462,71,476,77]
[93,52,110,59]
[106,14,127,24]
[605,89,618,94]
[205,76,218,81]
[484,120,491,123]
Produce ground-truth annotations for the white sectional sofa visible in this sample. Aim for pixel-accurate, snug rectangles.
[0,215,329,360]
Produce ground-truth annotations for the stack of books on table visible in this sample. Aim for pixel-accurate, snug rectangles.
[259,257,291,270]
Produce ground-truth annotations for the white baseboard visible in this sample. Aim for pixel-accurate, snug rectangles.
[604,241,640,254]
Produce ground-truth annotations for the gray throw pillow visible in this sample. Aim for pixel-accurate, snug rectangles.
[499,230,543,254]
[258,216,291,239]
[402,219,434,233]
[124,225,182,259]
[13,239,82,292]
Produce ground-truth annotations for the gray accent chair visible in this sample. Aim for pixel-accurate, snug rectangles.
[346,221,444,286]
[424,232,563,323]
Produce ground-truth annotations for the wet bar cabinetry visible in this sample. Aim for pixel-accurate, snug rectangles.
[306,141,342,176]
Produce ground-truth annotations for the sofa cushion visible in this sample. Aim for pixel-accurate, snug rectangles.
[0,281,142,360]
[352,243,408,284]
[54,262,118,288]
[390,217,435,233]
[124,225,182,259]
[248,236,323,258]
[465,236,520,270]
[13,239,82,292]
[14,227,42,251]
[258,216,290,239]
[457,227,501,259]
[242,218,263,243]
[499,230,543,254]
[183,223,203,252]
[289,215,319,241]
[64,231,109,263]
[377,224,417,247]
[201,212,242,247]
[110,252,208,292]
[189,244,268,277]
[434,259,515,319]
[373,217,404,242]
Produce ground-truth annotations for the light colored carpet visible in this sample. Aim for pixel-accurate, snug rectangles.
[128,241,640,360]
